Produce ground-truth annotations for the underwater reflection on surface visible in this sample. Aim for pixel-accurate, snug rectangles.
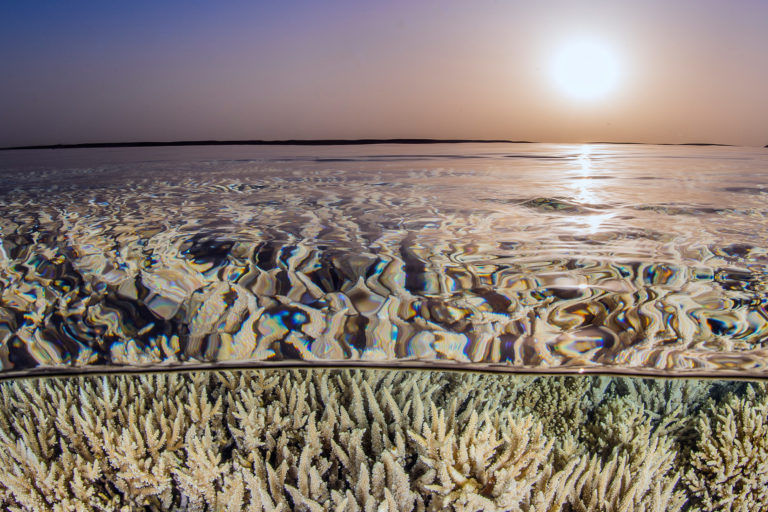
[1,143,768,378]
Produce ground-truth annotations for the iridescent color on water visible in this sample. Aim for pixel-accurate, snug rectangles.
[1,143,767,378]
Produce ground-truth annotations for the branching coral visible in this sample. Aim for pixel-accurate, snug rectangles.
[0,369,763,511]
[573,395,687,511]
[684,384,768,511]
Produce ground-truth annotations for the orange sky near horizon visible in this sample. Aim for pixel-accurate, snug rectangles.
[1,0,767,147]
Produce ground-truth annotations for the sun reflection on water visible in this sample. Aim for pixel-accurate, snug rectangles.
[570,145,614,234]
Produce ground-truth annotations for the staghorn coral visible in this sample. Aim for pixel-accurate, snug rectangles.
[437,372,610,469]
[574,395,687,511]
[683,384,768,511]
[606,377,732,441]
[0,369,540,511]
[0,369,764,511]
[409,408,550,510]
[520,384,688,512]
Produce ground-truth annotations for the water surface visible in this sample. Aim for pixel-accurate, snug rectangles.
[1,143,767,378]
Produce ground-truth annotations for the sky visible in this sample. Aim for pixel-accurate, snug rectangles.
[1,0,767,147]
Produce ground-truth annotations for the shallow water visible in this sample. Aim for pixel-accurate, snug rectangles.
[1,143,768,378]
[0,368,764,510]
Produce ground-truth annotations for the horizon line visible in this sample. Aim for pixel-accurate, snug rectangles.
[0,138,749,151]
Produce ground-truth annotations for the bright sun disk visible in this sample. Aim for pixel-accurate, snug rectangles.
[550,40,621,101]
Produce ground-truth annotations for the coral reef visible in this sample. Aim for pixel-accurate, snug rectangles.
[0,368,761,511]
[683,384,768,511]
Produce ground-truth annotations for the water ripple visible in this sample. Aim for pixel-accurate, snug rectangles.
[2,143,768,378]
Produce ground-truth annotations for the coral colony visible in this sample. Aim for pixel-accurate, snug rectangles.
[1,369,765,511]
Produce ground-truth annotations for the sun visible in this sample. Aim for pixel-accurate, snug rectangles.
[550,39,621,101]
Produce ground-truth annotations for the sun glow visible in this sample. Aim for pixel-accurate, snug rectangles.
[550,39,621,101]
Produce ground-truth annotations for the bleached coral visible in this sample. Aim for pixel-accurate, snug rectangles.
[1,369,544,511]
[574,395,686,511]
[684,384,768,511]
[421,411,551,510]
[608,377,716,438]
[0,369,762,512]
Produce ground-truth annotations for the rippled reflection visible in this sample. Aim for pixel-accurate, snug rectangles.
[1,143,768,378]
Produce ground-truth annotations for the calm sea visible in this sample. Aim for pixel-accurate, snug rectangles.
[1,143,767,379]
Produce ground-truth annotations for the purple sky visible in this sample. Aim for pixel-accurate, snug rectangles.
[1,0,767,146]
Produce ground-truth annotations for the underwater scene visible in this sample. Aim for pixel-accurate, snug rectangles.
[1,369,766,511]
[2,143,768,510]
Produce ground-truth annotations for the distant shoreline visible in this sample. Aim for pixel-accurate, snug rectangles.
[0,139,744,151]
[0,139,525,151]
[590,141,734,147]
